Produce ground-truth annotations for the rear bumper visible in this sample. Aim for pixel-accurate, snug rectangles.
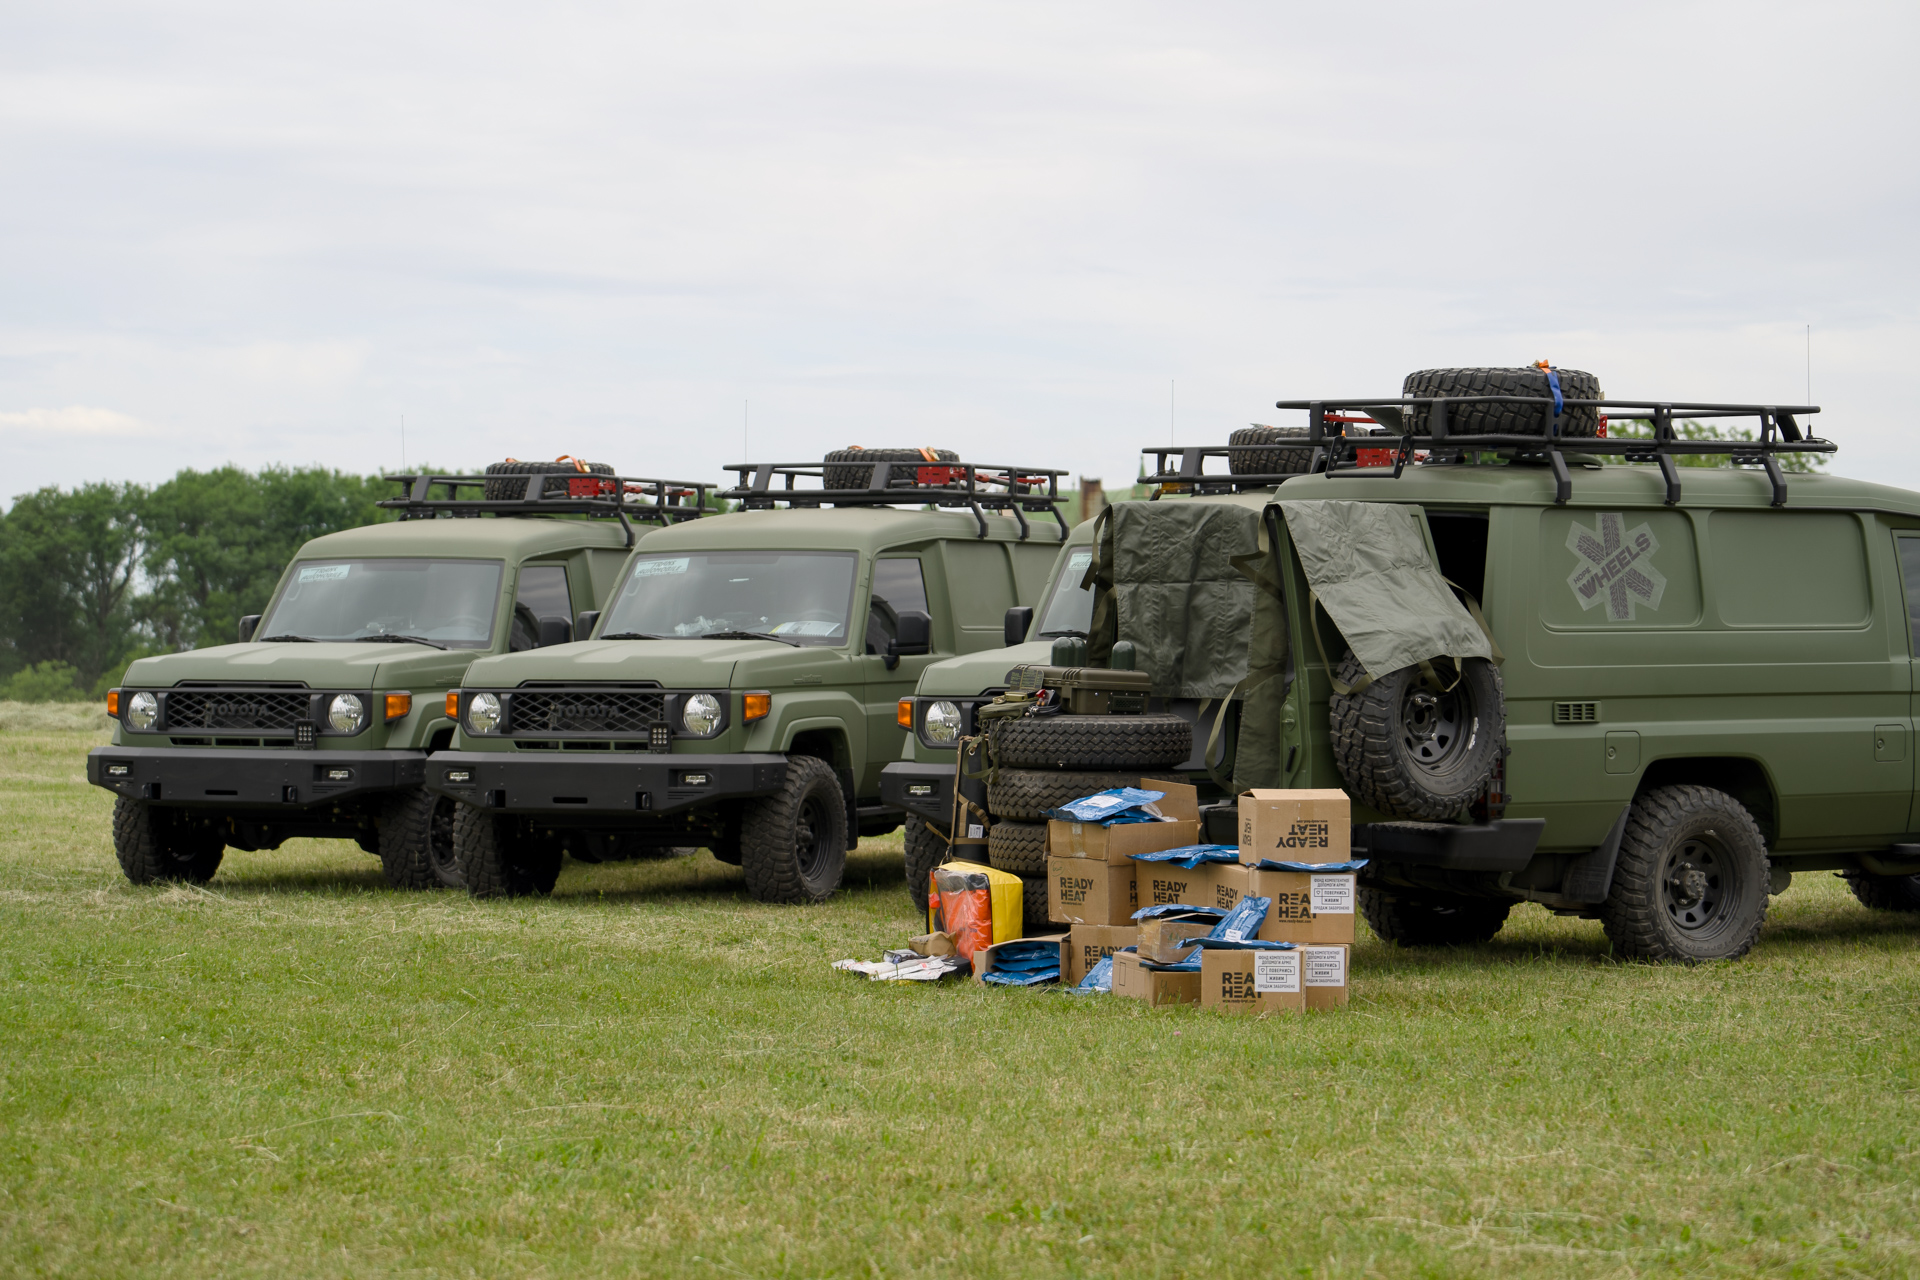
[879,761,955,824]
[423,750,790,816]
[86,745,425,808]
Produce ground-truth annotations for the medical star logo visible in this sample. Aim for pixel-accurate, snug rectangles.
[1567,512,1665,622]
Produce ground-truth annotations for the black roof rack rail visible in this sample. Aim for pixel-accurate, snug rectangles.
[375,474,718,547]
[1233,396,1834,508]
[717,461,1071,541]
[1138,434,1375,497]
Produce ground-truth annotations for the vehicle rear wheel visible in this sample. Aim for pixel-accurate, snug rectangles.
[454,806,561,899]
[112,797,224,885]
[992,713,1192,771]
[1227,425,1315,476]
[903,814,950,912]
[1358,884,1510,946]
[986,768,1186,822]
[1330,651,1504,822]
[378,788,463,889]
[1842,870,1920,912]
[739,756,848,903]
[1600,785,1770,962]
[1401,366,1604,438]
[987,820,1049,875]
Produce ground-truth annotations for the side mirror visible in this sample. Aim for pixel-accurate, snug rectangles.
[575,610,601,640]
[1003,605,1033,648]
[537,616,573,648]
[238,614,261,643]
[885,610,932,669]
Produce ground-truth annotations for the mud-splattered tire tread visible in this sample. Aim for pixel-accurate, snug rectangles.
[1598,785,1770,963]
[454,805,560,899]
[1329,652,1504,822]
[986,769,1187,822]
[112,797,224,885]
[987,820,1049,875]
[739,755,848,904]
[991,714,1192,770]
[903,815,950,912]
[1357,884,1510,946]
[1401,366,1604,439]
[1841,871,1920,912]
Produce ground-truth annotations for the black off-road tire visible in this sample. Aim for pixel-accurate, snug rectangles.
[454,805,561,899]
[739,755,848,903]
[1021,873,1053,933]
[992,713,1192,771]
[987,769,1186,822]
[822,447,961,491]
[482,458,615,501]
[987,820,1049,875]
[903,814,951,912]
[1600,785,1770,963]
[1401,366,1604,439]
[1330,651,1504,822]
[378,787,463,889]
[112,797,224,885]
[1358,884,1511,946]
[1842,871,1920,912]
[1228,425,1315,477]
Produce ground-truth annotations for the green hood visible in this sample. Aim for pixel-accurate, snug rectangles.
[122,642,472,691]
[460,637,853,690]
[914,642,1045,698]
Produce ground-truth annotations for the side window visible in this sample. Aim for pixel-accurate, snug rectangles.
[867,558,929,654]
[1895,537,1920,653]
[510,564,573,652]
[1714,512,1870,628]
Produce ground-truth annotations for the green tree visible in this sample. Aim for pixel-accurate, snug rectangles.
[0,482,145,686]
[1604,420,1828,473]
[2,660,87,702]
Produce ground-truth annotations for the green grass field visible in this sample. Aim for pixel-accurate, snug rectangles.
[2,709,1916,1277]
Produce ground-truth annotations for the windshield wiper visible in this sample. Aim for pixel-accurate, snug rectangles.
[353,634,450,650]
[601,632,666,641]
[701,630,801,647]
[260,634,318,643]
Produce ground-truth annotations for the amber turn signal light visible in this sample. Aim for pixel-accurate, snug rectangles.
[743,692,772,722]
[106,690,120,717]
[445,691,460,719]
[385,693,413,722]
[896,698,913,729]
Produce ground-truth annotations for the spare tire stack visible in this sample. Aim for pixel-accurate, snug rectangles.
[484,457,617,500]
[985,712,1193,932]
[823,447,962,491]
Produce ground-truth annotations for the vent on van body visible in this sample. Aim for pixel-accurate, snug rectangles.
[1553,701,1600,724]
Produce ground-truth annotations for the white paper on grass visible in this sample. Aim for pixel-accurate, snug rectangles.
[1254,950,1301,993]
[1309,875,1355,914]
[1303,946,1347,987]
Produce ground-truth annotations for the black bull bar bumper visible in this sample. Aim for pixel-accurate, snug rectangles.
[87,745,426,808]
[423,751,790,815]
[879,761,956,825]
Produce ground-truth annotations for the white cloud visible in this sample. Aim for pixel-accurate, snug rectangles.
[0,405,154,436]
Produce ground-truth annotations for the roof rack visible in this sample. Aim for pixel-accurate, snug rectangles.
[717,462,1071,541]
[375,474,718,546]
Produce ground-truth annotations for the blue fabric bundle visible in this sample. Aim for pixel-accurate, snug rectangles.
[979,939,1063,986]
[1129,843,1240,870]
[1047,787,1169,825]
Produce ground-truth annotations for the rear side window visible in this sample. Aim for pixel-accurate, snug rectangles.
[1895,536,1920,652]
[1714,512,1870,628]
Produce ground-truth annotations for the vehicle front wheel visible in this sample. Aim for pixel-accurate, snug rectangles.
[378,788,463,889]
[1358,883,1511,946]
[739,756,847,903]
[903,814,951,912]
[454,806,561,899]
[1600,785,1770,962]
[1841,870,1920,913]
[112,797,224,885]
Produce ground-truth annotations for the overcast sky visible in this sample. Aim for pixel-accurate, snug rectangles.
[2,1,1914,505]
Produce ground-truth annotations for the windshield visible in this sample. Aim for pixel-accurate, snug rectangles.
[259,559,505,649]
[601,550,858,646]
[1036,547,1095,637]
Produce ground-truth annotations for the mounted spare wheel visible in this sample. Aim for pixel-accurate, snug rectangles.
[1227,425,1314,476]
[483,456,616,501]
[991,713,1191,771]
[1330,651,1505,822]
[822,447,961,491]
[1400,366,1604,438]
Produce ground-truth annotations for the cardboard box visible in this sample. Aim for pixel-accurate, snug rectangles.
[972,933,1070,984]
[1135,911,1219,964]
[1303,943,1350,1009]
[1111,953,1201,1006]
[1066,924,1138,985]
[1200,947,1306,1015]
[1238,789,1351,865]
[1048,780,1202,865]
[1047,857,1138,925]
[1250,866,1358,945]
[1137,860,1248,913]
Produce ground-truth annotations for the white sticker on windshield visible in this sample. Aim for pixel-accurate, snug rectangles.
[771,620,842,636]
[297,564,351,583]
[1067,550,1093,571]
[630,558,690,578]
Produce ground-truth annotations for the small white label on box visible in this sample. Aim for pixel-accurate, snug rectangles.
[1254,949,1301,993]
[1303,945,1346,986]
[968,824,984,838]
[1309,874,1354,914]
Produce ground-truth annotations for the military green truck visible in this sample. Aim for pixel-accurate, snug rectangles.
[422,454,1068,902]
[87,467,712,889]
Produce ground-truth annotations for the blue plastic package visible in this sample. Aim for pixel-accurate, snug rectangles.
[1248,858,1370,873]
[1210,895,1272,943]
[1131,903,1226,921]
[1047,787,1169,825]
[980,939,1063,986]
[1129,843,1240,870]
[1066,952,1117,994]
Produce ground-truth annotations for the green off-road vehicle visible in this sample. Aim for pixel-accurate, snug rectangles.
[423,453,1067,902]
[87,465,711,889]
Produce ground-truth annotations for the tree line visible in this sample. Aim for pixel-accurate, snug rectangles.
[0,467,398,701]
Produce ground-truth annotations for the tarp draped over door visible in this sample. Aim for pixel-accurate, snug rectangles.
[1277,499,1492,682]
[1097,501,1262,699]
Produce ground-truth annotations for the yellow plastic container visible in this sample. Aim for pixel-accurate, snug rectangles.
[927,860,1026,953]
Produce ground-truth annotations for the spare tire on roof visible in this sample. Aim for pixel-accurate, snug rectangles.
[823,447,961,491]
[1401,367,1603,439]
[1228,425,1315,477]
[484,457,616,501]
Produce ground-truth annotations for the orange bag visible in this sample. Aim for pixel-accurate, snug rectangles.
[928,861,1025,960]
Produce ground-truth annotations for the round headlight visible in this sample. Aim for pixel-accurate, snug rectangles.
[925,700,963,744]
[681,692,722,736]
[125,691,158,730]
[328,693,366,734]
[467,692,502,735]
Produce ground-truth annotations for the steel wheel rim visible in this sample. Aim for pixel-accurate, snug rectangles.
[1662,833,1732,935]
[795,794,829,879]
[1399,679,1469,775]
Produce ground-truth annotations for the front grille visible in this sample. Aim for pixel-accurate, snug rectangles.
[513,690,665,735]
[168,690,311,731]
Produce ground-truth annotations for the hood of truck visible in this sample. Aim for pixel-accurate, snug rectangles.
[120,642,472,691]
[459,637,854,690]
[914,642,1047,698]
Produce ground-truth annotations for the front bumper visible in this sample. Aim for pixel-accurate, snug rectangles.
[880,761,955,824]
[86,745,426,808]
[424,750,790,816]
